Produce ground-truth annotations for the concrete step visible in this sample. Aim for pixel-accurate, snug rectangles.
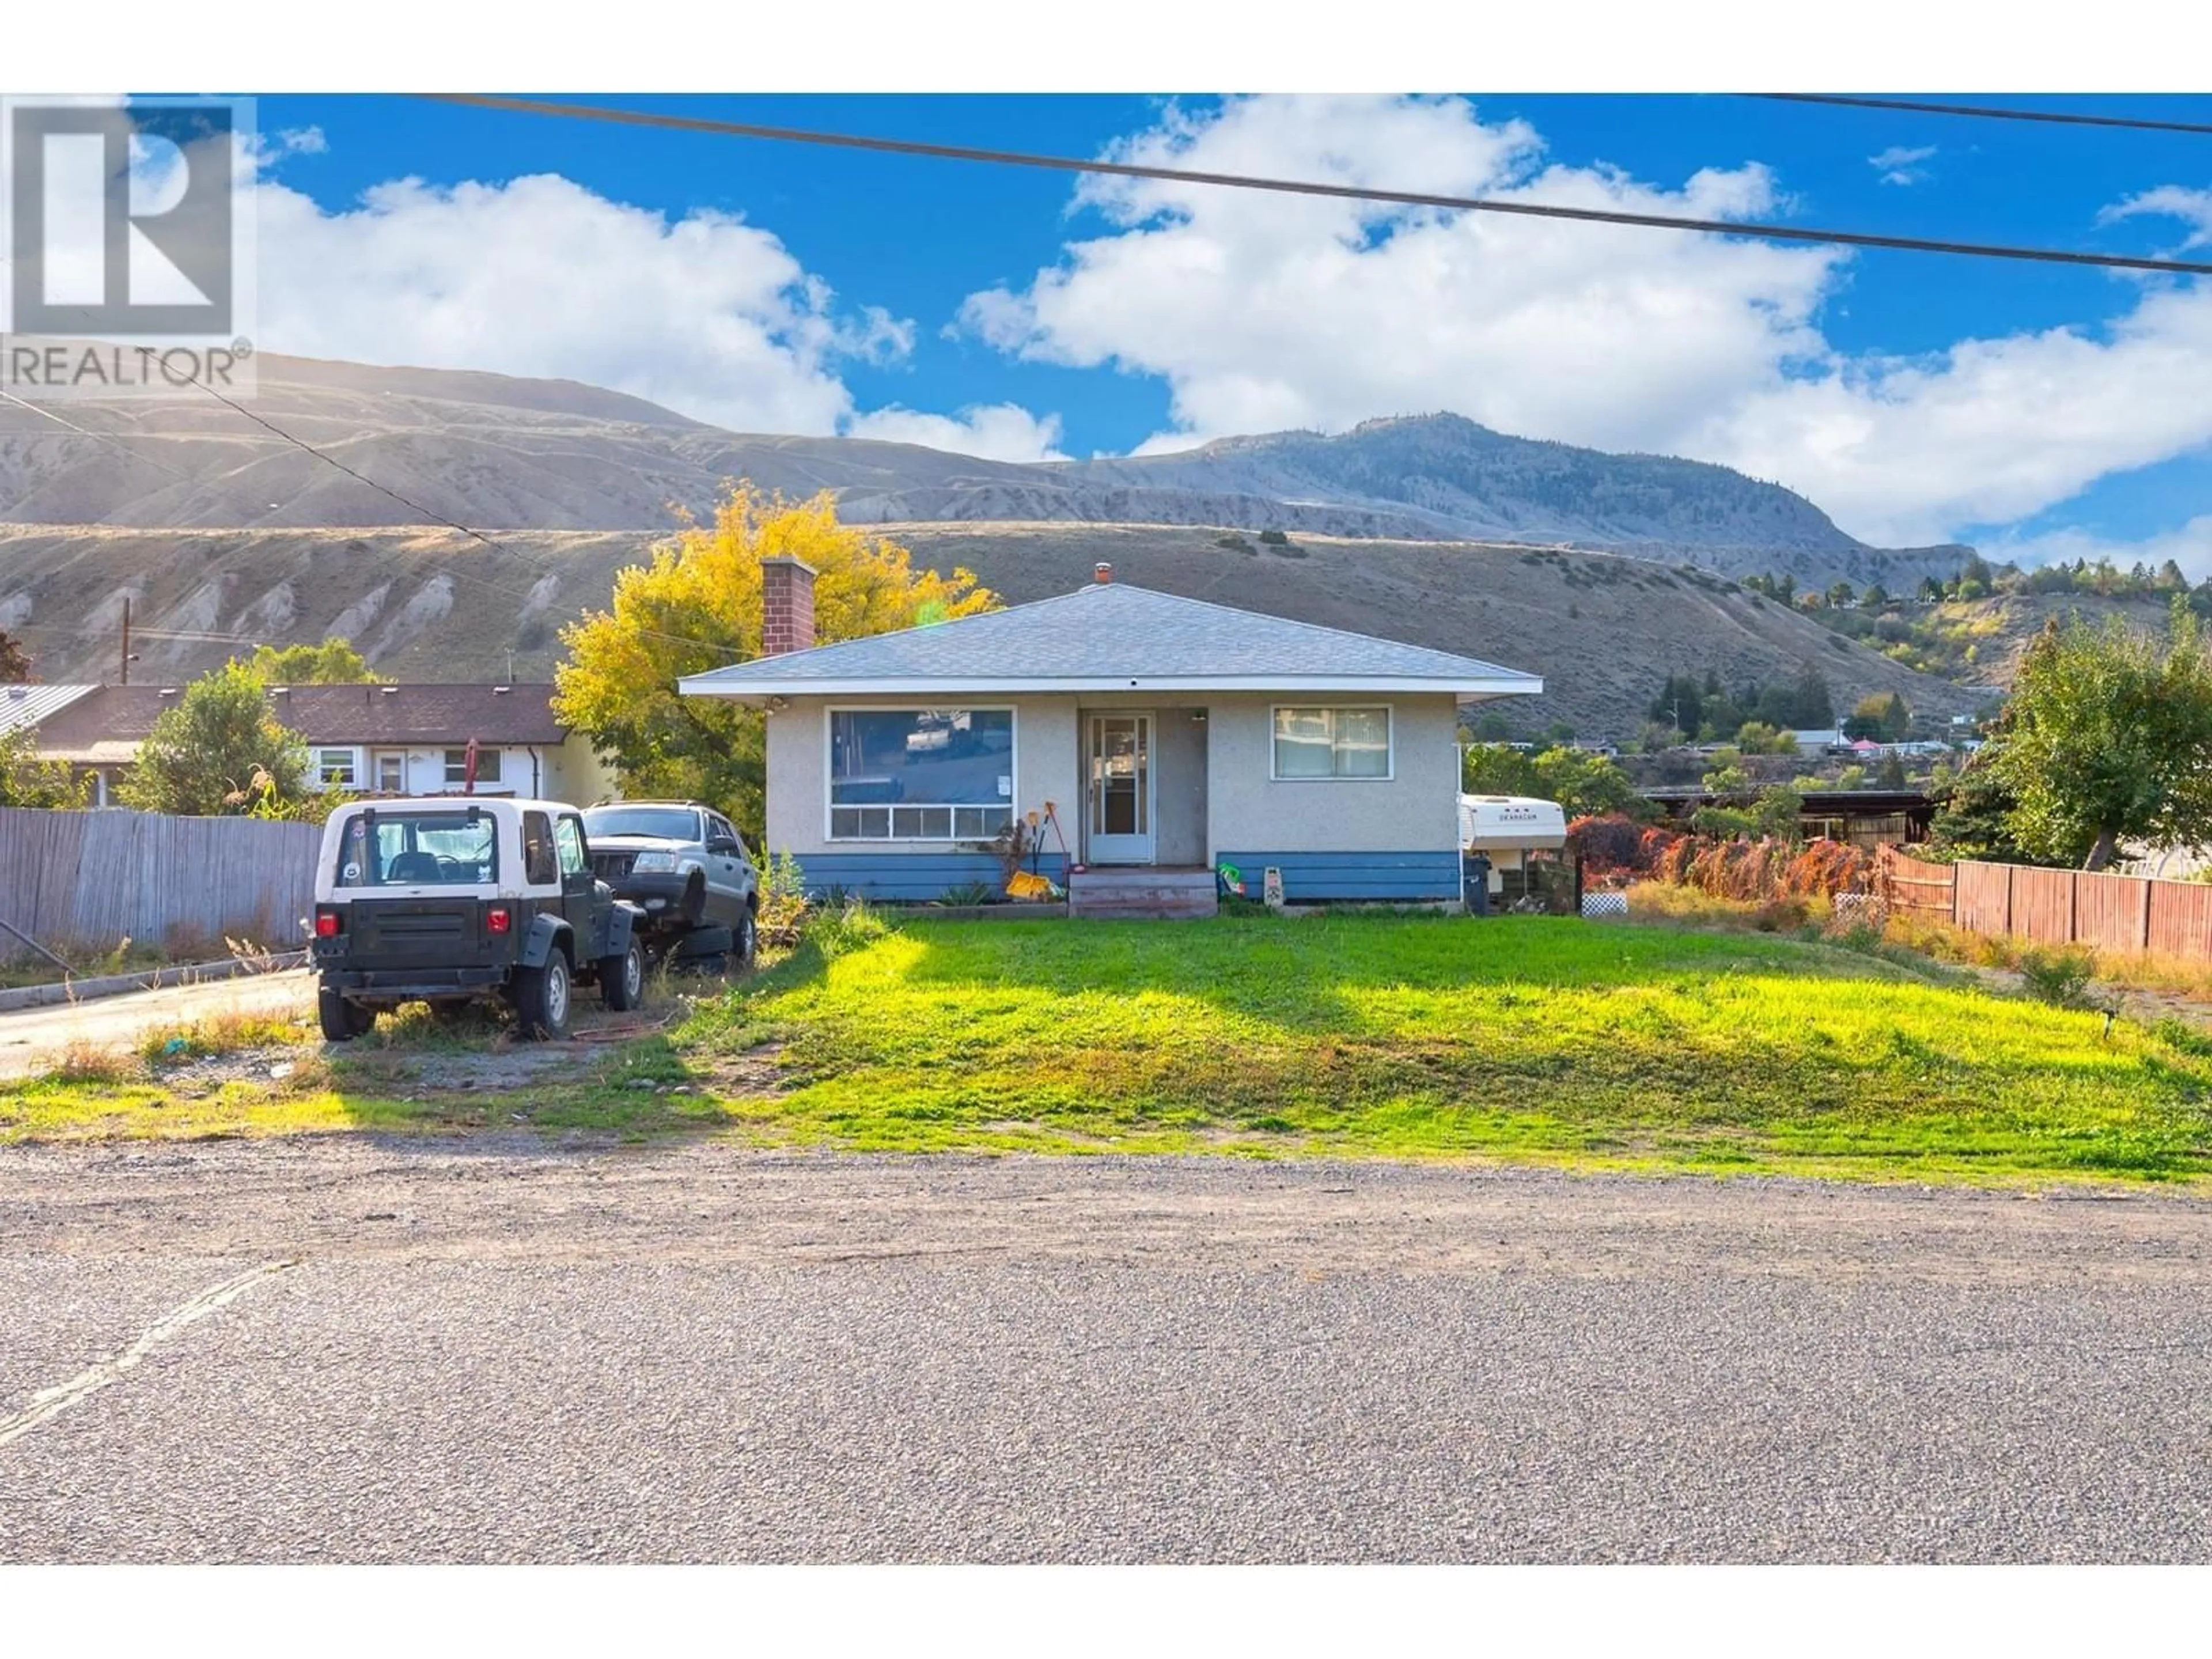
[1070,872,1216,888]
[1074,903,1219,921]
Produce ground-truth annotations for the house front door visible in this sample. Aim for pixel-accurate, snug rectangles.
[1084,711,1154,864]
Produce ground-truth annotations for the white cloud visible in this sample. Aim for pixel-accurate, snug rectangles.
[1986,515,2212,582]
[2100,185,2212,252]
[1696,283,2212,544]
[845,402,1069,461]
[960,96,2212,552]
[1868,143,1937,187]
[962,94,1842,456]
[254,170,888,434]
[248,143,1059,451]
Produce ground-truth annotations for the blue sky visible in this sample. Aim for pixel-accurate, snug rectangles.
[245,93,2212,567]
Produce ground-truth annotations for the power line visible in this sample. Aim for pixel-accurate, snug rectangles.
[3,616,264,647]
[190,378,500,550]
[1749,93,2212,139]
[422,92,2212,278]
[0,389,199,482]
[178,377,767,661]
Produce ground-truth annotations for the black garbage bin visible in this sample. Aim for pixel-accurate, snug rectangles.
[1461,852,1493,916]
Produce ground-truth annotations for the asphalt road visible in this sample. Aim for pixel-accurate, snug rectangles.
[5,1141,2212,1563]
[0,971,313,1080]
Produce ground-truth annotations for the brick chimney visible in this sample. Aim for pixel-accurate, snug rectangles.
[1094,562,1113,584]
[761,556,817,657]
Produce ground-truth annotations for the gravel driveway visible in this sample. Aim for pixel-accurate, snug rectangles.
[4,1141,2211,1562]
[0,971,312,1080]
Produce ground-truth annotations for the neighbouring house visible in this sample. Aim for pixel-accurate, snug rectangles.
[1787,727,1850,757]
[18,681,615,806]
[678,558,1542,911]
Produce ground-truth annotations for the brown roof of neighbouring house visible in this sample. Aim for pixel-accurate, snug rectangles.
[268,684,568,745]
[28,682,569,762]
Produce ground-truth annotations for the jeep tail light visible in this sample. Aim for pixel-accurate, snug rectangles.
[313,907,343,939]
[486,905,512,935]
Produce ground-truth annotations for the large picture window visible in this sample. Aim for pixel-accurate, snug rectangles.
[828,708,1016,840]
[1272,706,1392,780]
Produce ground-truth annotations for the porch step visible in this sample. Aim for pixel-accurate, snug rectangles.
[1069,866,1219,921]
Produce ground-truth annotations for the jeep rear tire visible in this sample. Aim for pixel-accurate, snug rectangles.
[512,952,572,1040]
[736,907,758,967]
[600,940,645,1012]
[317,981,375,1043]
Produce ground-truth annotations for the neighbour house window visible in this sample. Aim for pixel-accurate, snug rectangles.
[316,748,358,787]
[1272,706,1392,780]
[444,747,503,787]
[827,708,1016,840]
[374,752,405,794]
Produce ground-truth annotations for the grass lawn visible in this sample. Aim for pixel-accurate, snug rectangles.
[676,910,2212,1182]
[10,911,2212,1185]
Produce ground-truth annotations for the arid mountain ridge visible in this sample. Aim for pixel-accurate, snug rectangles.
[0,353,1967,589]
[0,354,1985,738]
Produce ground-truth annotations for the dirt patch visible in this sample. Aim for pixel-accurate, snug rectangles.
[693,1042,788,1097]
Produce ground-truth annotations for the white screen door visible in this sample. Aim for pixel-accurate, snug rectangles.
[1086,713,1153,863]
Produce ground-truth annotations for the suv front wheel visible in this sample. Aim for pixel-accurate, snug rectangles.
[511,952,573,1040]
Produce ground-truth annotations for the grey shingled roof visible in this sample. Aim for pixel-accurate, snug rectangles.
[679,582,1540,698]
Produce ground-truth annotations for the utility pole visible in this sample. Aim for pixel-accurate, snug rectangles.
[119,597,132,685]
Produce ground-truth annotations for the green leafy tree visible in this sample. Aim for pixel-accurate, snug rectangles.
[1460,743,1653,821]
[1990,603,2212,870]
[554,486,998,834]
[1843,691,1911,742]
[1785,667,1835,728]
[240,639,384,685]
[1734,721,1799,756]
[1647,673,1703,737]
[1460,743,1540,798]
[1927,754,2030,863]
[0,725,85,808]
[116,662,309,817]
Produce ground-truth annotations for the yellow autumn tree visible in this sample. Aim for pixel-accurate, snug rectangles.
[554,486,997,833]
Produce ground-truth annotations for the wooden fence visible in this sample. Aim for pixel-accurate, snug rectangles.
[0,806,321,961]
[1875,847,2212,960]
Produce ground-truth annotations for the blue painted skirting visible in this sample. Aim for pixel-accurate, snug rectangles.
[792,850,1456,904]
[1215,850,1461,902]
[793,851,1070,904]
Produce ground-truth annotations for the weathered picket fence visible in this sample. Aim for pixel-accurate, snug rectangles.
[0,806,321,961]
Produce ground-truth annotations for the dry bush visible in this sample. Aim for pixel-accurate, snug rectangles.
[1641,832,1873,905]
[1567,813,1649,878]
[45,1039,137,1084]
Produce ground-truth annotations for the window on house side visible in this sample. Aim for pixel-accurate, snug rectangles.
[444,748,504,786]
[1272,707,1392,780]
[316,749,358,787]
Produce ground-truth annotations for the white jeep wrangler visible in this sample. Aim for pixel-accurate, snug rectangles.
[309,797,645,1042]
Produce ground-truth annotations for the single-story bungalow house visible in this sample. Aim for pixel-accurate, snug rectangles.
[17,681,614,806]
[679,559,1542,911]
